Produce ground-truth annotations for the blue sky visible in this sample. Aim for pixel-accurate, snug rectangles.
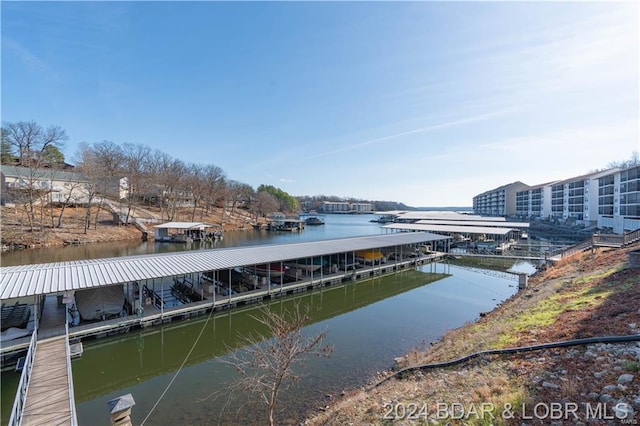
[2,1,638,207]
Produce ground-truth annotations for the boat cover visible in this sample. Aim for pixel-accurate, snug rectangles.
[0,326,32,343]
[75,285,124,320]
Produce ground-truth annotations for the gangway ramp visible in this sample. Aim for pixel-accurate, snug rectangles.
[20,335,77,425]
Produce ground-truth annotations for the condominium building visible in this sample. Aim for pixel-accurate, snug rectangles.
[321,201,374,213]
[472,181,529,217]
[548,170,617,225]
[474,166,640,233]
[597,165,640,233]
[321,201,350,213]
[351,202,374,213]
[515,182,556,219]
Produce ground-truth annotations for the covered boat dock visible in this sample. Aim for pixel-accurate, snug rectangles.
[1,232,450,354]
[153,221,222,243]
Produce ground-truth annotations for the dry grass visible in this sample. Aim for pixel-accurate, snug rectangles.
[0,204,263,249]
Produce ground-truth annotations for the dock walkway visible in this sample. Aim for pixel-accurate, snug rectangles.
[9,297,77,426]
[20,336,76,426]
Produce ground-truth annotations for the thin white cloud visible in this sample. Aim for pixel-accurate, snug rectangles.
[3,38,51,76]
[301,108,516,160]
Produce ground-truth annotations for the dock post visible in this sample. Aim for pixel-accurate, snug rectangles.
[518,273,528,291]
[107,393,135,426]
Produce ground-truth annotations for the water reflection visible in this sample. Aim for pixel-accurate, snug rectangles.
[0,214,386,266]
[65,264,517,426]
[507,260,538,275]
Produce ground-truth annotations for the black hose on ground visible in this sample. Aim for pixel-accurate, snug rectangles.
[370,334,640,389]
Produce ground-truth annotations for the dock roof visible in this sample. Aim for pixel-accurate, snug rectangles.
[414,219,529,228]
[153,222,219,229]
[0,232,448,299]
[383,223,515,236]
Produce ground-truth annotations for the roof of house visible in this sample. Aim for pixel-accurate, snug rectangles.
[1,165,88,183]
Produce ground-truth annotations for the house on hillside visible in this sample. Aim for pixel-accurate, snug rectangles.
[1,165,90,206]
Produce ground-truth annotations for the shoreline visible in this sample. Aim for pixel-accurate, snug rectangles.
[305,244,640,425]
[0,205,264,252]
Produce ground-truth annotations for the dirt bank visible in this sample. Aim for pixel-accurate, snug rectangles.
[0,205,265,250]
[306,245,640,425]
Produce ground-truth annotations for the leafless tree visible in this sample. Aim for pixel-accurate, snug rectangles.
[201,164,226,218]
[75,144,102,233]
[1,121,68,231]
[224,180,254,226]
[121,143,152,224]
[254,191,279,220]
[216,302,333,426]
[89,141,126,228]
[48,176,83,229]
[185,163,206,222]
[147,150,187,221]
[1,121,67,167]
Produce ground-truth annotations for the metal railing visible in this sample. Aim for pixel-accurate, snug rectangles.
[559,238,594,260]
[8,328,37,426]
[623,228,640,246]
[64,322,79,426]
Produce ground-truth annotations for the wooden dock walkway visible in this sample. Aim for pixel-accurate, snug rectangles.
[20,336,76,425]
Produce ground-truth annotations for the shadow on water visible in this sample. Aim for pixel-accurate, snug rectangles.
[0,262,520,425]
[0,215,524,424]
[63,262,518,426]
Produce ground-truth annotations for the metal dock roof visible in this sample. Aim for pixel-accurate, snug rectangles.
[0,232,448,299]
[415,219,529,228]
[383,223,516,235]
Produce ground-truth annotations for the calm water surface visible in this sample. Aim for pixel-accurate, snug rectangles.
[0,214,385,266]
[1,214,522,424]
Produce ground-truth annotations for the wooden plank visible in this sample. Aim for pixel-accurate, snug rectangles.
[21,337,74,426]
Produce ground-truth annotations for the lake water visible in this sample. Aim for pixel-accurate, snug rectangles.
[0,214,389,266]
[1,214,522,425]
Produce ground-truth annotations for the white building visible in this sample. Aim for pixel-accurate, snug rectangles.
[473,181,529,217]
[351,202,374,213]
[515,182,557,220]
[1,165,90,205]
[548,170,618,226]
[597,165,640,233]
[322,201,350,213]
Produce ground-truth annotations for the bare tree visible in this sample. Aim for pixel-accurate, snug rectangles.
[224,180,254,226]
[606,151,640,170]
[89,141,125,229]
[1,121,67,167]
[185,163,206,222]
[121,143,152,224]
[254,191,279,220]
[48,175,83,228]
[148,151,187,221]
[1,121,68,231]
[75,144,102,233]
[202,164,226,219]
[217,303,333,426]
